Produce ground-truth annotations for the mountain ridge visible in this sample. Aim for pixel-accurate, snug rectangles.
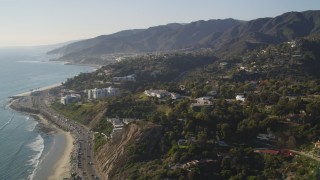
[212,10,320,54]
[48,10,320,65]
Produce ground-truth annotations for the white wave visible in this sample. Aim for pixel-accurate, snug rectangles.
[1,99,6,110]
[4,102,10,110]
[27,134,45,180]
[16,60,44,64]
[0,114,14,130]
[25,116,38,132]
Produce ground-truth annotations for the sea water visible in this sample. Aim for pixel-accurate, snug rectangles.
[0,47,93,179]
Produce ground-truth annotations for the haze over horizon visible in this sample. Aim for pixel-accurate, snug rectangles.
[1,0,319,47]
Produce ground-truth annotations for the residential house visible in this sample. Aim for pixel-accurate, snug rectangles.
[196,97,213,104]
[177,139,188,146]
[107,118,124,128]
[179,85,186,91]
[144,89,169,98]
[236,94,245,102]
[170,93,181,100]
[112,74,136,82]
[257,133,276,141]
[191,96,213,108]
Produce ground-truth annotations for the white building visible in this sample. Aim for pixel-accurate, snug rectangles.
[170,93,181,100]
[236,94,246,102]
[112,74,136,82]
[107,118,124,128]
[144,89,169,98]
[257,133,276,141]
[191,97,213,108]
[60,94,81,105]
[87,87,118,99]
[196,97,213,105]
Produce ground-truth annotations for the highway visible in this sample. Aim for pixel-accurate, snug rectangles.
[33,90,101,180]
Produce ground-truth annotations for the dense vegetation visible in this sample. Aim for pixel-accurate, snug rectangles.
[51,101,106,125]
[55,38,320,179]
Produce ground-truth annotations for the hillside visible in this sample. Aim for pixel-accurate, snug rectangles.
[95,123,163,180]
[48,10,320,65]
[48,19,241,64]
[51,37,320,179]
[213,10,320,55]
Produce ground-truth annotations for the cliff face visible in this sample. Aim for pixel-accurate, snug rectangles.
[95,123,162,180]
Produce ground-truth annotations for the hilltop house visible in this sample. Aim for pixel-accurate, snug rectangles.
[191,97,213,108]
[144,89,169,98]
[257,133,276,141]
[107,118,124,128]
[236,94,245,102]
[112,74,136,82]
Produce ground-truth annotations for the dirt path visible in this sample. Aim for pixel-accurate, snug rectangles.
[291,150,320,162]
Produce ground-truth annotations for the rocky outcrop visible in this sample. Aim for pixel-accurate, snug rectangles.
[9,97,40,114]
[94,122,162,180]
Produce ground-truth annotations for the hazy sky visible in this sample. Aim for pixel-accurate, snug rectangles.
[0,0,319,46]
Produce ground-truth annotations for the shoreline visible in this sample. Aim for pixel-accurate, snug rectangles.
[11,83,62,97]
[48,130,74,179]
[49,59,102,69]
[35,114,74,180]
[9,88,75,179]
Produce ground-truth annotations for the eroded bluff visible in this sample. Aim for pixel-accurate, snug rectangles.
[95,122,164,179]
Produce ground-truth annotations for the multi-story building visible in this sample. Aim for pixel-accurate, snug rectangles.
[60,94,81,105]
[87,87,118,99]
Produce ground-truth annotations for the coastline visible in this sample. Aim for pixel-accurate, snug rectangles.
[36,114,74,180]
[9,87,75,179]
[11,83,62,97]
[48,130,74,179]
[49,59,102,69]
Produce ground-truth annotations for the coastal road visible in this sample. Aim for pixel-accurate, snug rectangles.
[33,90,101,180]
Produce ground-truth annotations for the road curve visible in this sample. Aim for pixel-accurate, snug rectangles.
[34,90,101,180]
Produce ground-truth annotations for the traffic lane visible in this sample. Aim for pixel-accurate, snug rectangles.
[37,92,98,179]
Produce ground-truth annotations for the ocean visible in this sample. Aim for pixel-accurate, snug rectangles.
[0,47,93,179]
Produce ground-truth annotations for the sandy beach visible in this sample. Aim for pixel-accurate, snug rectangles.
[9,82,100,179]
[36,115,74,180]
[9,85,76,180]
[48,131,74,180]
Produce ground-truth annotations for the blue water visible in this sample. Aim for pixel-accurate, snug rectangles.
[0,47,93,179]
